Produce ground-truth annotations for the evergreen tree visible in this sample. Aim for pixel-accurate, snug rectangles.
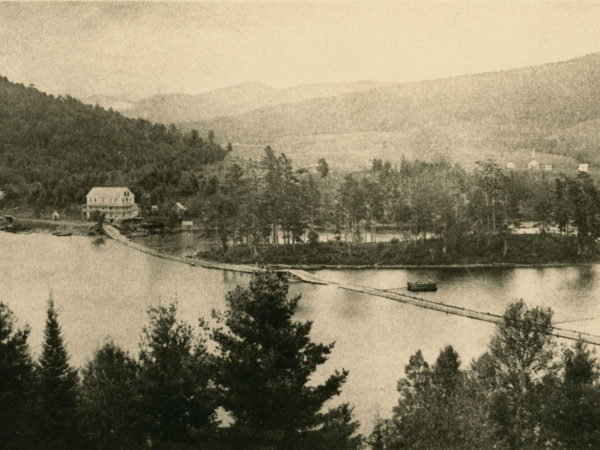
[0,303,34,449]
[317,158,329,180]
[138,303,217,445]
[80,342,144,449]
[212,271,361,449]
[34,298,81,449]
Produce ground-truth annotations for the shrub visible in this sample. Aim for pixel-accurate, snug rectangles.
[307,229,319,245]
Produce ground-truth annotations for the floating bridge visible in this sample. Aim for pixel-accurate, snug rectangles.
[104,225,600,347]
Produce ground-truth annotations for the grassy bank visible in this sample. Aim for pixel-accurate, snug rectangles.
[195,234,594,267]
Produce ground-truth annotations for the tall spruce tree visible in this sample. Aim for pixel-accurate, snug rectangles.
[212,271,362,449]
[35,298,81,449]
[0,303,34,449]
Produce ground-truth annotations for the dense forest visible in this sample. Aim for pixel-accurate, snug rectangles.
[0,76,230,212]
[162,148,600,264]
[2,272,599,449]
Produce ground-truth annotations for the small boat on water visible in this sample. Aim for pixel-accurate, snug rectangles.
[407,281,438,292]
[52,230,72,237]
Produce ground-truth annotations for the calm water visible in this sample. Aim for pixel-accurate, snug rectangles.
[2,231,599,433]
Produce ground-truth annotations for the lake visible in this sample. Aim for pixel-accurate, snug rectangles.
[1,231,599,434]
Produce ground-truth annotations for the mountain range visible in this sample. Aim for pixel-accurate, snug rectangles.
[83,53,600,169]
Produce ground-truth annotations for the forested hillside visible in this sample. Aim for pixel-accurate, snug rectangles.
[0,76,230,210]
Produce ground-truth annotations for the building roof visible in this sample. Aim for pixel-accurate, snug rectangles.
[86,187,132,198]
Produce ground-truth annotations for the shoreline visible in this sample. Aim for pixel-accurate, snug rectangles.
[263,261,594,270]
[128,232,594,271]
[3,220,595,271]
[0,217,92,236]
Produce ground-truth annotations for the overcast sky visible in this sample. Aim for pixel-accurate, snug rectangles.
[3,1,600,100]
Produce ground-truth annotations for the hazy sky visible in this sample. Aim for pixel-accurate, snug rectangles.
[3,1,600,99]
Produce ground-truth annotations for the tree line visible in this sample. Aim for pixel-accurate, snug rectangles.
[186,148,600,259]
[0,272,361,450]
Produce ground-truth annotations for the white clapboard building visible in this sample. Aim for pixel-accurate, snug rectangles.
[82,187,140,221]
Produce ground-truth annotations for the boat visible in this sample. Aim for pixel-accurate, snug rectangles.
[52,230,72,237]
[407,281,437,292]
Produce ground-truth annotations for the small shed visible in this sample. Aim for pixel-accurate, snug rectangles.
[181,220,193,230]
[528,159,539,170]
[506,162,516,170]
[544,164,553,172]
[52,211,60,221]
[579,163,589,173]
[151,205,159,214]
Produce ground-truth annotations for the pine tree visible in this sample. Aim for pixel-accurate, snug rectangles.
[34,298,81,449]
[0,303,34,449]
[212,271,361,449]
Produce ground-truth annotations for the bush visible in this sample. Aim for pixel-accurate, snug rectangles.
[307,229,319,245]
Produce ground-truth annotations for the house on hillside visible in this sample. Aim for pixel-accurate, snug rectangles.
[544,164,554,172]
[506,162,516,170]
[528,150,539,170]
[52,211,60,221]
[172,202,187,217]
[579,163,589,173]
[82,187,140,221]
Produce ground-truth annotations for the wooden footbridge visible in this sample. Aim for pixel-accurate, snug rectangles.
[104,226,600,347]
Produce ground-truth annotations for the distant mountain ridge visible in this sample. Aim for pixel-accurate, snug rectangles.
[177,52,600,168]
[190,53,600,139]
[82,95,135,112]
[83,52,600,169]
[84,81,390,124]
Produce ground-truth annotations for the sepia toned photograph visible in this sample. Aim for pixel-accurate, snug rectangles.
[2,1,600,448]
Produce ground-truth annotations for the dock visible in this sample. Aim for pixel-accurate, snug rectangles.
[103,225,259,274]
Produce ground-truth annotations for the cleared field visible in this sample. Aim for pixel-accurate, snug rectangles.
[230,130,579,171]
